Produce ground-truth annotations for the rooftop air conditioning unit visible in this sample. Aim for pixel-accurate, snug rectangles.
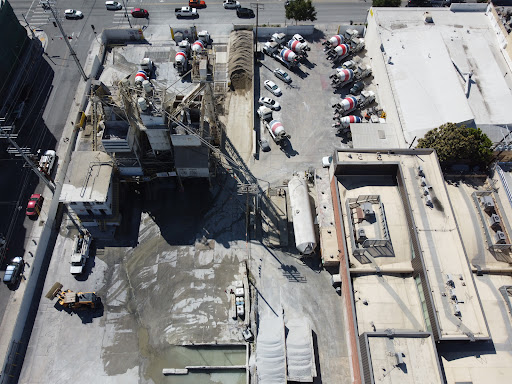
[356,228,367,243]
[395,353,404,366]
[454,304,461,317]
[425,194,433,207]
[423,186,430,196]
[421,177,427,187]
[490,214,501,229]
[481,196,495,212]
[450,288,457,301]
[362,202,374,217]
[446,274,454,287]
[418,165,425,177]
[495,231,506,244]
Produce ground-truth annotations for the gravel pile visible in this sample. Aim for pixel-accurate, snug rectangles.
[228,30,253,91]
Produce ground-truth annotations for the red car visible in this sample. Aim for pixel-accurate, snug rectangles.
[189,0,206,8]
[131,8,149,18]
[26,194,43,217]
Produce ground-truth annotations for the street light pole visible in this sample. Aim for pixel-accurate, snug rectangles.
[250,2,264,54]
[41,1,88,81]
[122,0,132,28]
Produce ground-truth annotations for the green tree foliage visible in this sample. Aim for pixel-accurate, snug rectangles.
[372,0,401,7]
[285,0,317,24]
[416,123,493,165]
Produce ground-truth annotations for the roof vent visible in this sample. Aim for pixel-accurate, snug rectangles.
[424,12,434,24]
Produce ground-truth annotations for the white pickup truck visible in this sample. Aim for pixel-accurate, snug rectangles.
[70,234,92,275]
[175,6,198,18]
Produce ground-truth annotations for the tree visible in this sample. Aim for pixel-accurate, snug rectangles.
[285,0,317,25]
[416,123,493,165]
[372,0,401,7]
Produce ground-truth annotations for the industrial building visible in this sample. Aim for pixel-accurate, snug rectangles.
[352,3,512,149]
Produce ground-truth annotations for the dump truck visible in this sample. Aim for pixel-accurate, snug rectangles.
[45,282,100,310]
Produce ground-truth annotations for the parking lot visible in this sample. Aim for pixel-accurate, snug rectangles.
[251,28,373,185]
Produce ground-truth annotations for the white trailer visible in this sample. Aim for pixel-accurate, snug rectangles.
[288,175,317,255]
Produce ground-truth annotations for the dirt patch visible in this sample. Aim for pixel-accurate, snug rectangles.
[228,30,254,91]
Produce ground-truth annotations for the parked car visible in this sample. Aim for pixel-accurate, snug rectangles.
[223,0,241,9]
[273,68,292,84]
[105,1,122,10]
[349,81,364,95]
[26,194,43,217]
[322,156,332,168]
[258,96,280,110]
[264,80,282,96]
[64,9,84,19]
[3,257,24,286]
[236,7,254,17]
[131,8,149,18]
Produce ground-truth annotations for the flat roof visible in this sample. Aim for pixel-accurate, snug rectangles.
[366,7,512,143]
[440,172,512,384]
[365,333,443,384]
[441,275,512,384]
[354,275,425,334]
[60,151,113,203]
[334,149,490,340]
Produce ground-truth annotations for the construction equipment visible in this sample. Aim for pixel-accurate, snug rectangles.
[45,282,100,310]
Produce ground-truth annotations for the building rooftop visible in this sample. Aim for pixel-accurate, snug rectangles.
[365,6,512,144]
[361,332,443,384]
[334,149,490,341]
[60,151,114,204]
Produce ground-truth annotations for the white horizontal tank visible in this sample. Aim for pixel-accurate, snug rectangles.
[288,175,317,255]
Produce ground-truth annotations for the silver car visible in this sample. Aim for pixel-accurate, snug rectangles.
[64,9,84,19]
[264,80,282,96]
[258,96,281,110]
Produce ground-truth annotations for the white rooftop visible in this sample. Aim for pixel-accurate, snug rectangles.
[60,151,113,204]
[366,6,512,143]
[366,334,443,384]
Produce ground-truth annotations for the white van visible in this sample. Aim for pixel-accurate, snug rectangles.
[105,1,122,10]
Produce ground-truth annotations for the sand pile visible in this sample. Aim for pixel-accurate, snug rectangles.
[228,30,253,91]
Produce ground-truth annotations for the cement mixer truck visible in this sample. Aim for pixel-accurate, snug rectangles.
[265,120,290,144]
[330,68,354,88]
[174,40,191,75]
[323,34,345,49]
[326,43,351,63]
[332,91,375,117]
[287,39,309,57]
[262,42,299,69]
[333,115,362,134]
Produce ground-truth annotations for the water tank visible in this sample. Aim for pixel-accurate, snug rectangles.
[175,51,187,64]
[288,175,317,255]
[138,97,148,111]
[142,80,152,93]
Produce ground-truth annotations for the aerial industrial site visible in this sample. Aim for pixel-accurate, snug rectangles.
[1,0,512,383]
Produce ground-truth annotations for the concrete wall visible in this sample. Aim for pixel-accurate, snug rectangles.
[330,172,363,384]
[255,25,315,40]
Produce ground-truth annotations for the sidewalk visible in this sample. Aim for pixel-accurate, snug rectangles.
[0,29,98,378]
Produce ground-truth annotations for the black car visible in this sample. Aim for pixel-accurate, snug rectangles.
[3,257,24,286]
[236,7,254,18]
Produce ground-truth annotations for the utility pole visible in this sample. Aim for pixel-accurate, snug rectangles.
[122,0,132,28]
[0,125,55,193]
[21,13,36,40]
[40,1,88,81]
[250,2,264,54]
